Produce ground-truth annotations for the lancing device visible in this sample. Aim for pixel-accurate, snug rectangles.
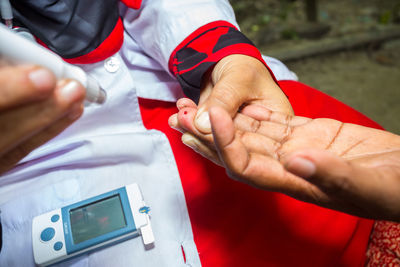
[0,24,106,104]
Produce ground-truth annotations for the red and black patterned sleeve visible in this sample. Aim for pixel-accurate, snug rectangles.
[169,20,278,103]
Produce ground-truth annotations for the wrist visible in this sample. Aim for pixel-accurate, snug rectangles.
[212,55,274,85]
[169,21,271,103]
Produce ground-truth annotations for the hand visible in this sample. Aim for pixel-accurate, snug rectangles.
[194,54,293,131]
[0,64,85,174]
[169,54,293,156]
[209,105,400,221]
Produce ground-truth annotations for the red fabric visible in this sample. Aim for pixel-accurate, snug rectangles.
[278,81,382,128]
[366,221,400,266]
[169,21,232,74]
[139,80,379,266]
[120,0,142,9]
[63,18,124,64]
[169,20,278,84]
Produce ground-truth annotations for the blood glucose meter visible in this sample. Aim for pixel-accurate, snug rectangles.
[32,184,154,266]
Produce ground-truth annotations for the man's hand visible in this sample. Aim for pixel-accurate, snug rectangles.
[169,54,293,156]
[208,105,400,222]
[193,54,293,132]
[0,64,85,174]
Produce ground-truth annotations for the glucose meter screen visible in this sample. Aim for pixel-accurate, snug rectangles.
[70,195,127,244]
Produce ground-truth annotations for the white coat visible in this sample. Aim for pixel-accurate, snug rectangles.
[0,1,296,266]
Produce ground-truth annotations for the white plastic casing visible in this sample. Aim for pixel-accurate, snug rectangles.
[0,24,106,104]
[126,184,155,246]
[32,209,67,266]
[32,184,154,266]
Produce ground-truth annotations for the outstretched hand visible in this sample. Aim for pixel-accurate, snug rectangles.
[209,105,400,221]
[172,100,400,221]
[169,54,293,150]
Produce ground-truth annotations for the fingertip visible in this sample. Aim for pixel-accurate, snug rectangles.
[169,113,185,133]
[181,133,198,150]
[28,67,57,92]
[56,80,86,105]
[0,65,58,109]
[168,113,178,128]
[177,98,197,110]
[285,156,316,179]
[177,106,197,130]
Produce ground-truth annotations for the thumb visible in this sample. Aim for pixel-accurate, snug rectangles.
[284,149,381,202]
[195,75,246,133]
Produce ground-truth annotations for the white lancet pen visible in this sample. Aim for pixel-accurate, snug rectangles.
[0,24,107,104]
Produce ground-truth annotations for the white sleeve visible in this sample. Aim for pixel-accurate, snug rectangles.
[121,0,238,72]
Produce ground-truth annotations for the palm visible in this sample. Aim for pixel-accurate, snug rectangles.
[171,101,400,220]
[253,113,398,164]
[173,100,398,166]
[210,104,400,220]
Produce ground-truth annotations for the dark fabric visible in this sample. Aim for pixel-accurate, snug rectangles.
[212,27,254,53]
[10,0,120,59]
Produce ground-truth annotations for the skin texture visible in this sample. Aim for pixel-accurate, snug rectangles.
[0,64,85,175]
[171,99,400,222]
[169,54,293,162]
[176,54,293,134]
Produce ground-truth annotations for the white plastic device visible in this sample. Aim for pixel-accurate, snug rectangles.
[32,184,154,266]
[0,24,106,104]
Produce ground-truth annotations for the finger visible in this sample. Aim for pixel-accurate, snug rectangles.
[169,106,220,163]
[0,104,83,174]
[181,133,222,166]
[176,98,197,110]
[209,106,324,197]
[285,150,370,198]
[284,149,400,219]
[168,113,183,133]
[209,106,249,172]
[195,73,247,133]
[233,114,290,142]
[169,105,208,138]
[175,106,214,143]
[0,65,56,110]
[173,102,284,145]
[238,131,281,159]
[209,106,280,185]
[241,104,310,126]
[0,80,85,156]
[174,102,289,159]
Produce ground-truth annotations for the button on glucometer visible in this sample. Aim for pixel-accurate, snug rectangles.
[40,227,55,242]
[51,214,60,223]
[54,242,63,251]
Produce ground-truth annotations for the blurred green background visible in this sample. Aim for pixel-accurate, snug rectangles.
[231,0,400,134]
